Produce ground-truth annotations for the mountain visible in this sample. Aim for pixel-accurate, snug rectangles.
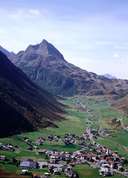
[103,74,117,80]
[3,39,128,96]
[0,51,64,137]
[0,45,15,59]
[112,95,128,115]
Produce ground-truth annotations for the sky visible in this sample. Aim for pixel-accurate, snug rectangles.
[0,0,128,79]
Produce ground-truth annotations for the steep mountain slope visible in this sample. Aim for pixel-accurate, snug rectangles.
[0,51,64,137]
[0,45,15,59]
[112,95,128,115]
[4,40,128,96]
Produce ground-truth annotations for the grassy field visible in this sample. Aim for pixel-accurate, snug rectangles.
[74,164,126,178]
[0,95,128,177]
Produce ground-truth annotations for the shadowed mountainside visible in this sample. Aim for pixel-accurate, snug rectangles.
[0,51,64,137]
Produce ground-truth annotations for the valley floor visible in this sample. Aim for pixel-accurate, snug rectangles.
[0,96,128,178]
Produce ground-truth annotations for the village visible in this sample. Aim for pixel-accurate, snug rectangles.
[0,127,128,178]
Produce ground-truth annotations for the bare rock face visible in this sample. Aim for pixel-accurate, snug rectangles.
[0,51,64,137]
[2,40,128,97]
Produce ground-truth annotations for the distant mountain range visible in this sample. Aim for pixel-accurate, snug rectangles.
[0,51,64,137]
[1,40,128,97]
[103,74,117,80]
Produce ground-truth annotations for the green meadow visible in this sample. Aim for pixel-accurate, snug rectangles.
[0,96,128,177]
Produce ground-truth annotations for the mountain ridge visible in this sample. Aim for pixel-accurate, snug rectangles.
[0,45,15,59]
[1,40,128,97]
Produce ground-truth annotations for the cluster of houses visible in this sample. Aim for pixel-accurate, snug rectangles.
[35,134,77,146]
[1,128,128,178]
[34,130,97,147]
[63,134,76,145]
[19,158,79,178]
[19,127,109,150]
[0,143,18,152]
[35,128,110,147]
[18,141,128,177]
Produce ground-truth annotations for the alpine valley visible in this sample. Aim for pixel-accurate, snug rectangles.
[0,40,128,178]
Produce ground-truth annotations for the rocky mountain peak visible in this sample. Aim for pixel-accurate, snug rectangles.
[5,39,128,97]
[22,39,65,62]
[41,39,49,45]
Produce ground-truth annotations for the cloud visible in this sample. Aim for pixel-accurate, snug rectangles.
[7,8,41,20]
[0,1,128,79]
[28,9,41,16]
[113,53,120,58]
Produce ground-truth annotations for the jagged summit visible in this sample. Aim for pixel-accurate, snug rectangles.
[41,39,50,45]
[17,39,65,62]
[39,39,64,59]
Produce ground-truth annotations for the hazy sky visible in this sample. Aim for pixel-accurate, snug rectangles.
[0,0,128,79]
